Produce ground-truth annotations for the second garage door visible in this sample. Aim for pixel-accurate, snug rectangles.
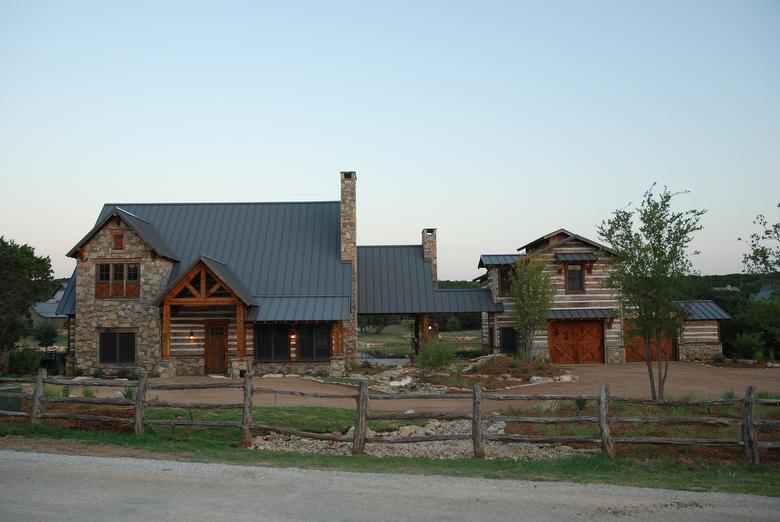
[548,320,604,364]
[624,322,677,362]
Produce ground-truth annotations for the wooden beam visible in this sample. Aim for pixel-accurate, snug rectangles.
[162,303,171,360]
[332,322,343,356]
[421,314,431,349]
[166,297,238,305]
[200,267,206,297]
[236,302,246,358]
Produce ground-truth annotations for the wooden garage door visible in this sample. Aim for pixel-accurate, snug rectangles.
[624,323,677,362]
[548,321,604,364]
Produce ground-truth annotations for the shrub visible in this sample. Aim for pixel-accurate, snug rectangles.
[82,387,95,398]
[416,343,455,373]
[712,353,724,363]
[116,368,139,380]
[731,332,764,359]
[122,387,136,400]
[92,368,105,379]
[148,369,160,379]
[9,348,42,375]
[43,384,62,397]
[723,390,735,400]
[33,324,58,347]
[574,398,588,415]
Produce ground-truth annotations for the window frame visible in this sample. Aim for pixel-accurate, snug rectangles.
[497,267,513,297]
[97,329,137,365]
[112,232,125,250]
[565,263,585,294]
[95,260,141,299]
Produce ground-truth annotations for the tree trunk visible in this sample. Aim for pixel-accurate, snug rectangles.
[656,332,664,400]
[644,338,657,400]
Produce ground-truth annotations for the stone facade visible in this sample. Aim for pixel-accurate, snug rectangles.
[339,171,358,367]
[74,219,173,376]
[422,228,438,282]
[253,361,332,376]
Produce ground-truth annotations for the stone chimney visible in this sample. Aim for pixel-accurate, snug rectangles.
[422,228,437,282]
[339,171,358,364]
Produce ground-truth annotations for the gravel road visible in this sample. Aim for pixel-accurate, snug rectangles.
[1,450,777,521]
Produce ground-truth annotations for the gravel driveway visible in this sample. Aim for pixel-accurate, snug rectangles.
[0,450,777,521]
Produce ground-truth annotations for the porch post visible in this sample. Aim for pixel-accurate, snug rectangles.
[421,313,431,349]
[162,302,171,360]
[236,302,246,358]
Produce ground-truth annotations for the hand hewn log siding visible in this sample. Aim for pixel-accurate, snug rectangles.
[169,307,254,357]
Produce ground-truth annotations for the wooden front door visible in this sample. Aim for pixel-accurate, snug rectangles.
[205,323,228,374]
[548,321,604,364]
[624,323,677,362]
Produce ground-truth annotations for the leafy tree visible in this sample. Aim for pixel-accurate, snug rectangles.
[0,237,53,358]
[598,185,706,400]
[34,323,59,347]
[510,255,554,360]
[740,203,780,274]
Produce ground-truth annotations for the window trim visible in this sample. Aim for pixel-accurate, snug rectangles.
[565,263,585,294]
[95,260,141,299]
[112,232,125,250]
[497,267,513,297]
[97,328,137,366]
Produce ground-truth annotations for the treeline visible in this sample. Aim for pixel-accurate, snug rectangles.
[682,273,779,360]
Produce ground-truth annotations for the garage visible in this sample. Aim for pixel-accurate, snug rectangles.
[548,320,604,364]
[624,323,677,362]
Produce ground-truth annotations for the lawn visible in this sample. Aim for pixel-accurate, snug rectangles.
[358,321,482,359]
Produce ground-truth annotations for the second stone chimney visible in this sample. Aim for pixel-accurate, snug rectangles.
[422,228,437,282]
[339,171,358,363]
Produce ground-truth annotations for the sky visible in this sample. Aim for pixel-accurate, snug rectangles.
[1,1,778,280]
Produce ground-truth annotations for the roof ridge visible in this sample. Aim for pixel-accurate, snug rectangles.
[358,244,421,248]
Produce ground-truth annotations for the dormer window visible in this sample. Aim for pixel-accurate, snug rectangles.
[566,264,585,294]
[112,232,125,250]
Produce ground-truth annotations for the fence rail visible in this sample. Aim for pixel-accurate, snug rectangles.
[1,370,778,464]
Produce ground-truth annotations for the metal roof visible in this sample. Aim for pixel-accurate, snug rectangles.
[87,201,351,298]
[478,254,519,268]
[517,228,616,255]
[56,272,76,316]
[548,308,617,320]
[358,245,502,314]
[32,302,66,319]
[675,300,731,321]
[67,207,179,261]
[556,252,598,262]
[248,296,350,321]
[154,256,255,306]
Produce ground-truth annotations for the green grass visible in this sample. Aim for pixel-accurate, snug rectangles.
[1,422,778,497]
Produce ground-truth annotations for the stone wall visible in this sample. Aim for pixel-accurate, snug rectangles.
[340,171,358,366]
[74,219,173,375]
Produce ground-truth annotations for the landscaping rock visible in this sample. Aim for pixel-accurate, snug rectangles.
[530,376,543,384]
[284,374,301,378]
[262,373,284,378]
[398,425,426,438]
[389,376,413,388]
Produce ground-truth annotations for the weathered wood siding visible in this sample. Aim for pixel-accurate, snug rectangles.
[481,238,624,363]
[678,320,723,361]
[170,307,254,357]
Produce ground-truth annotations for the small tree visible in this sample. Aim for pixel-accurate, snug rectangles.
[598,185,705,400]
[510,256,555,360]
[0,237,53,373]
[740,203,779,274]
[34,323,58,347]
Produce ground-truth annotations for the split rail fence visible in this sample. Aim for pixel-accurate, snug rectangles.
[1,369,778,465]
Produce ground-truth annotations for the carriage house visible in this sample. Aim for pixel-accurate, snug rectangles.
[477,229,730,363]
[56,172,499,377]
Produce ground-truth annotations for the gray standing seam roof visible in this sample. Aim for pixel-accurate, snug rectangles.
[248,296,350,321]
[556,252,598,262]
[56,271,76,316]
[65,202,352,321]
[478,254,519,268]
[548,308,617,320]
[358,245,502,314]
[33,302,66,318]
[675,300,731,321]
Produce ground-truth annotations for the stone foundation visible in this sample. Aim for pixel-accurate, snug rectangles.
[679,342,723,362]
[253,362,331,377]
[328,356,346,377]
[156,360,177,378]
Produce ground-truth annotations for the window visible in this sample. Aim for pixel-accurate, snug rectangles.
[498,267,512,297]
[566,264,585,293]
[96,262,140,298]
[99,331,136,365]
[255,324,291,361]
[297,324,332,361]
[112,232,124,250]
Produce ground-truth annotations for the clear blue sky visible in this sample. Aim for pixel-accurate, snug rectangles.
[1,1,778,280]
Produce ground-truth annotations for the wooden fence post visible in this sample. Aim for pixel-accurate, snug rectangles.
[240,371,254,447]
[134,371,148,435]
[472,383,485,458]
[353,380,369,455]
[29,368,46,426]
[599,384,615,457]
[743,385,759,465]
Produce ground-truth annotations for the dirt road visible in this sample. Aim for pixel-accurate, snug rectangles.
[1,450,777,521]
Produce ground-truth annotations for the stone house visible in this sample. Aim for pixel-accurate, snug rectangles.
[477,229,730,363]
[57,172,499,377]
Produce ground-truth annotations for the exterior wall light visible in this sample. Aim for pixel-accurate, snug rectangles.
[188,330,196,342]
